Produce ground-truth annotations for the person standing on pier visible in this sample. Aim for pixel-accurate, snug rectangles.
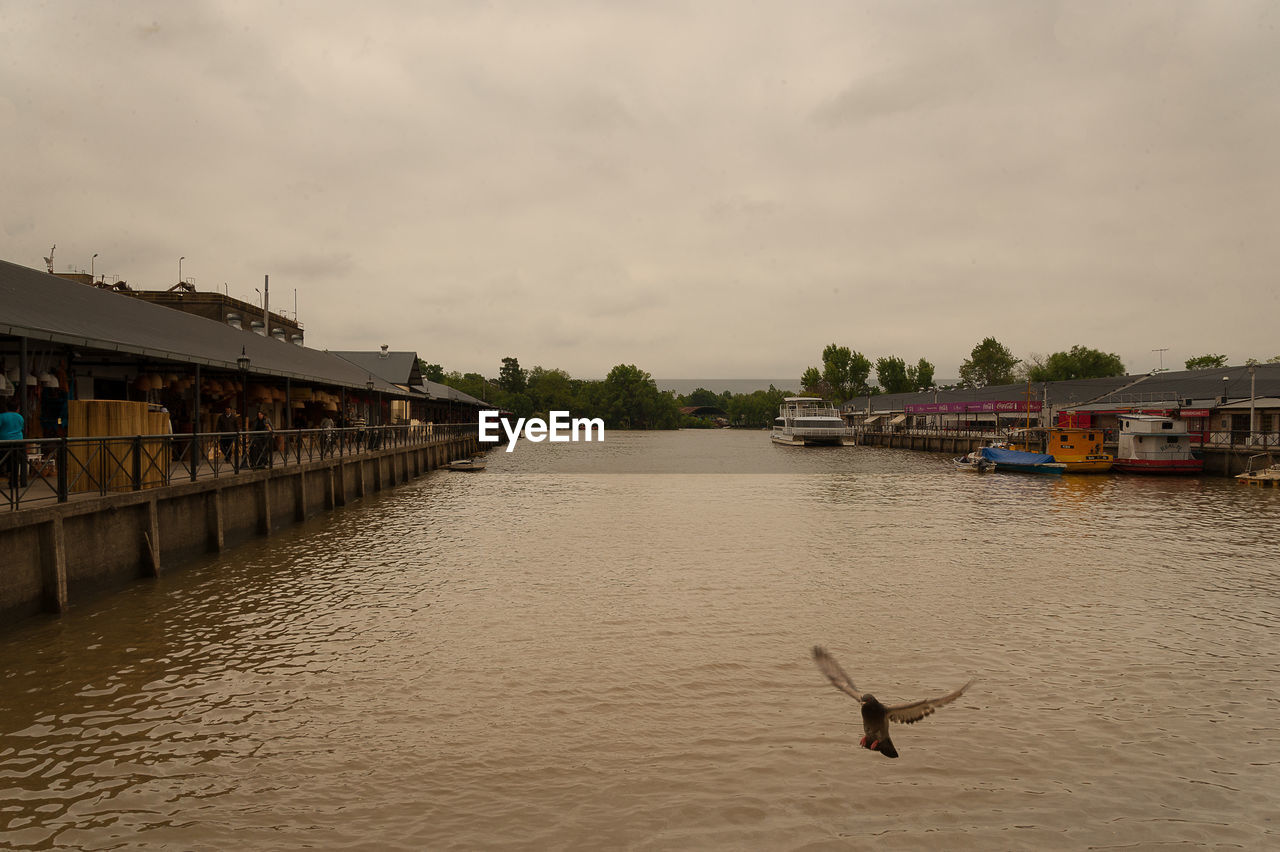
[1,398,25,490]
[216,405,239,465]
[318,412,335,457]
[250,409,274,469]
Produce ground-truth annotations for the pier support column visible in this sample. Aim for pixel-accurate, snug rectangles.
[334,463,347,507]
[39,516,68,614]
[207,489,225,553]
[143,499,161,577]
[295,470,308,521]
[259,478,272,536]
[356,460,366,499]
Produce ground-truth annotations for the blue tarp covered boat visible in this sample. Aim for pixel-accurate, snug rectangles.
[977,446,1067,475]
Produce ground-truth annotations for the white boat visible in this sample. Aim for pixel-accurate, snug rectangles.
[1237,454,1280,487]
[1114,414,1204,474]
[448,457,487,471]
[953,452,996,472]
[771,397,855,446]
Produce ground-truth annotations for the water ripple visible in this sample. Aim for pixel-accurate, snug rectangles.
[1,431,1277,849]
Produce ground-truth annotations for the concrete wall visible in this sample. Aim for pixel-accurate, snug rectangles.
[0,434,477,628]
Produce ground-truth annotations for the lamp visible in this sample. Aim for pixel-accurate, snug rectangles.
[237,346,250,429]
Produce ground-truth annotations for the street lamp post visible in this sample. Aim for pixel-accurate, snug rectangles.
[1249,365,1256,447]
[367,377,377,449]
[237,346,250,471]
[1222,375,1231,447]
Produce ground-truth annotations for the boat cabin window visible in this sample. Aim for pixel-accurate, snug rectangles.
[1166,436,1180,444]
[1161,421,1173,429]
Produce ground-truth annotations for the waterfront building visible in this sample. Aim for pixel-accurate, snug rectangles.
[845,365,1280,452]
[332,348,488,426]
[0,258,486,440]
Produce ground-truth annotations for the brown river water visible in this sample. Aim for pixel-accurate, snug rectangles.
[1,430,1277,849]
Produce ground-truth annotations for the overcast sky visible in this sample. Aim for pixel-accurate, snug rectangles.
[3,1,1277,383]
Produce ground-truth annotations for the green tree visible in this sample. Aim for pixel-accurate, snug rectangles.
[800,366,826,395]
[958,337,1020,388]
[727,385,790,428]
[820,344,872,401]
[498,356,527,394]
[526,366,577,414]
[417,360,445,383]
[1026,345,1126,382]
[875,356,914,394]
[599,364,679,429]
[1185,354,1228,370]
[442,370,494,403]
[685,388,722,408]
[906,357,935,391]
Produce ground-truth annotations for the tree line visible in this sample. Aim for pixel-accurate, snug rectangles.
[805,338,1280,402]
[421,358,686,430]
[420,341,1280,432]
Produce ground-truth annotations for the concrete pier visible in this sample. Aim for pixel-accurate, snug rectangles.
[0,433,477,628]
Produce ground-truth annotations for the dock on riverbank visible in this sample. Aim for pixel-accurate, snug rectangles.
[0,426,478,628]
[855,429,1255,476]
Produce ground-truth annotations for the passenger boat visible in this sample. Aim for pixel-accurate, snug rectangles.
[1113,414,1204,474]
[771,397,855,446]
[975,445,1066,475]
[1005,427,1114,473]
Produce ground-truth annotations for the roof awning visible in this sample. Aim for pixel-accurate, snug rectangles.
[889,414,907,424]
[862,415,881,424]
[998,411,1040,418]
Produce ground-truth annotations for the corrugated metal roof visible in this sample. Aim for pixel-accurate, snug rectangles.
[421,379,490,407]
[1,258,400,393]
[328,351,490,406]
[331,350,423,387]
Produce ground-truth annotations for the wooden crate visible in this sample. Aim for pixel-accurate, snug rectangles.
[68,400,171,492]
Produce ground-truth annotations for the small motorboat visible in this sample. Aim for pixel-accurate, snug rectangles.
[953,453,996,473]
[448,457,487,472]
[1236,454,1280,487]
[975,445,1066,475]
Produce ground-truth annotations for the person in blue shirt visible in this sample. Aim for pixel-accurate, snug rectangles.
[1,398,25,489]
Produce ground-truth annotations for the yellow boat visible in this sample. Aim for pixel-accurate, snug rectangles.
[1005,427,1114,473]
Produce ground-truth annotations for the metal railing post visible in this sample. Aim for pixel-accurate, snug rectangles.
[132,436,143,491]
[57,437,68,503]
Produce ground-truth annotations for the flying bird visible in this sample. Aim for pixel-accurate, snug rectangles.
[811,645,973,759]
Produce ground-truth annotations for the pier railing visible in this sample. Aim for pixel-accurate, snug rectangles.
[2,423,473,511]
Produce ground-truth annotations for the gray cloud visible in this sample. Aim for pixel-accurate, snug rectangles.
[2,0,1277,383]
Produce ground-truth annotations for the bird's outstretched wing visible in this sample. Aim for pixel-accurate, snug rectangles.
[811,646,865,703]
[885,679,974,725]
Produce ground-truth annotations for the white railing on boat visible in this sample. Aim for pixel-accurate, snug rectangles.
[774,427,852,437]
